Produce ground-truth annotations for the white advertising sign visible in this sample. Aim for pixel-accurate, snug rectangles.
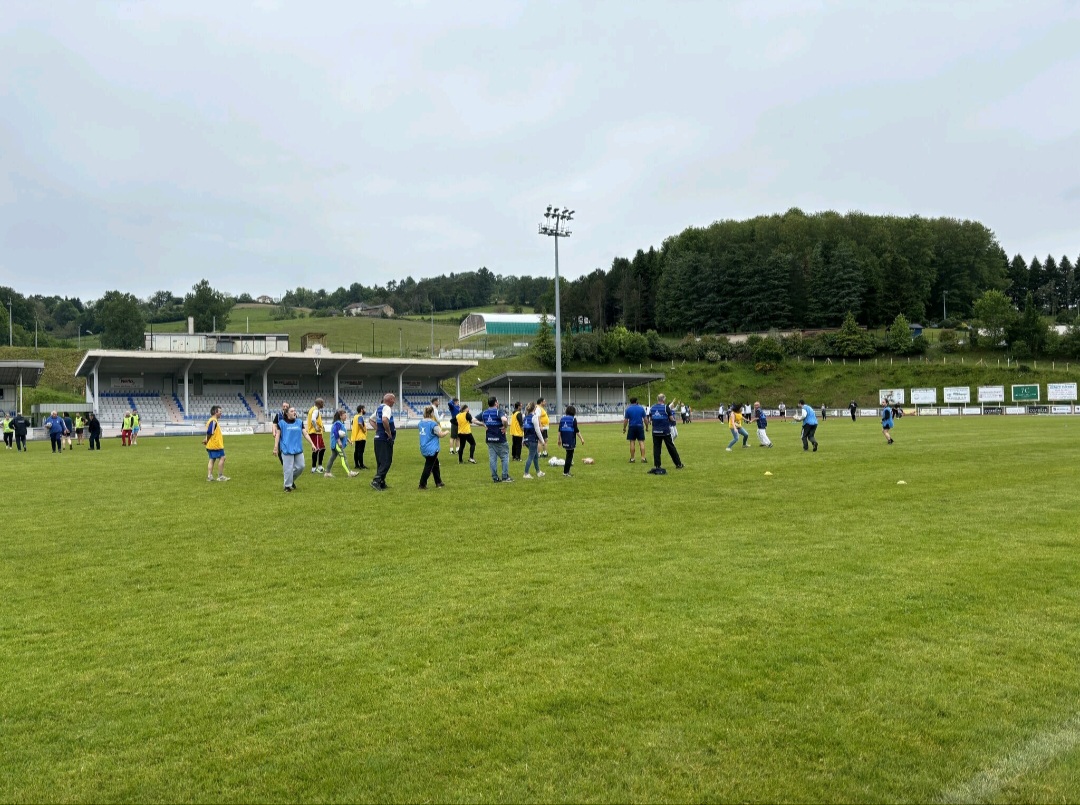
[944,386,971,404]
[402,380,423,391]
[878,388,905,405]
[110,376,144,389]
[1005,406,1026,415]
[1047,382,1078,402]
[272,379,300,390]
[919,408,939,416]
[341,379,365,389]
[962,407,982,415]
[1051,405,1074,414]
[910,388,937,405]
[978,386,1005,403]
[938,408,958,416]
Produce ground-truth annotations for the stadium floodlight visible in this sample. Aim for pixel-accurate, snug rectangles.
[538,204,575,417]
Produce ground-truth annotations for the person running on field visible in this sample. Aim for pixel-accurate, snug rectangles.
[351,405,369,469]
[799,398,819,452]
[778,401,786,421]
[325,409,358,478]
[417,405,447,490]
[509,401,524,462]
[623,396,648,463]
[204,405,229,481]
[2,414,13,449]
[456,404,476,464]
[558,405,583,477]
[881,400,895,445]
[274,405,312,492]
[753,401,773,447]
[647,393,684,474]
[726,404,750,451]
[370,393,397,491]
[307,397,326,473]
[480,396,511,483]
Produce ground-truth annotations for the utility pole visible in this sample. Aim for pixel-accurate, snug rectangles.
[539,205,574,417]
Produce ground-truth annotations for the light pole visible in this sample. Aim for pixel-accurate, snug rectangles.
[942,290,948,322]
[431,303,435,358]
[7,298,12,347]
[539,205,574,417]
[398,327,402,357]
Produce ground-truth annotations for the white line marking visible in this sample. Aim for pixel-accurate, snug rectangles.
[940,714,1080,803]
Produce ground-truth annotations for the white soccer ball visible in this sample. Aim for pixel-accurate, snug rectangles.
[582,457,595,465]
[548,456,565,467]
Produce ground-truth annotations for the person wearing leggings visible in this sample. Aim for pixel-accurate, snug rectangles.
[521,401,546,479]
[456,405,476,464]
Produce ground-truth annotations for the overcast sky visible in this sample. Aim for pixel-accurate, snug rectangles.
[2,0,1078,302]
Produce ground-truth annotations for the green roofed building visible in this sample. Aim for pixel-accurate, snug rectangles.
[458,312,591,340]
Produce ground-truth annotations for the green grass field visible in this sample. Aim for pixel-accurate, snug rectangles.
[3,417,1080,802]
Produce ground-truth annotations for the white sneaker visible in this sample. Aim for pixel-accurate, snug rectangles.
[216,475,230,482]
[207,475,214,482]
[348,471,359,477]
[537,471,546,477]
[725,448,732,452]
[311,467,318,473]
[324,473,335,479]
[523,473,533,479]
[468,458,476,464]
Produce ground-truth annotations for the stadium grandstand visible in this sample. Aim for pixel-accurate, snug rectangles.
[0,360,45,415]
[75,346,477,433]
[475,371,665,420]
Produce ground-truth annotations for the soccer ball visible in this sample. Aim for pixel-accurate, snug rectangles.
[547,456,565,467]
[582,457,595,465]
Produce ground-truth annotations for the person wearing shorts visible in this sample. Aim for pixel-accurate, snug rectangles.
[307,397,326,473]
[447,397,460,454]
[456,405,476,463]
[881,400,895,445]
[622,397,648,463]
[204,405,229,481]
[74,414,85,446]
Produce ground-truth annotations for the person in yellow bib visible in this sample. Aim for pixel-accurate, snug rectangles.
[307,397,326,473]
[509,401,524,461]
[2,415,13,450]
[455,405,476,464]
[203,405,229,481]
[73,414,85,447]
[350,404,369,470]
[537,398,550,456]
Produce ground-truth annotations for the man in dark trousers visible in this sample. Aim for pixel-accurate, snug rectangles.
[371,393,397,491]
[647,394,684,475]
[849,400,858,422]
[11,412,30,452]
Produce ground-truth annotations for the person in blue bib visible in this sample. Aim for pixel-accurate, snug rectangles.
[480,396,511,483]
[558,406,584,477]
[417,405,447,489]
[622,396,648,463]
[44,411,66,454]
[274,405,313,492]
[647,394,684,474]
[371,393,397,491]
[521,401,547,479]
[880,399,895,445]
[447,397,461,454]
[799,398,819,452]
[325,408,358,478]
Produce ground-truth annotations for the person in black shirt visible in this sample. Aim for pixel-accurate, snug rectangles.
[87,412,102,450]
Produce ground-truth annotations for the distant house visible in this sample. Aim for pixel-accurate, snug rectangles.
[345,302,394,318]
[255,295,275,305]
[909,323,924,338]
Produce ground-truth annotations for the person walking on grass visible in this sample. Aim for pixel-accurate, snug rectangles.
[522,401,547,479]
[74,413,85,447]
[417,405,447,490]
[271,401,290,465]
[481,396,511,483]
[120,410,132,446]
[307,397,326,474]
[456,404,477,464]
[881,400,895,445]
[726,404,750,452]
[204,405,229,481]
[753,401,773,447]
[62,412,74,450]
[558,405,583,477]
[87,412,101,451]
[12,412,29,452]
[623,396,648,463]
[537,397,550,456]
[370,393,396,492]
[648,393,684,474]
[509,401,524,462]
[2,414,13,449]
[849,400,858,422]
[131,411,141,445]
[798,398,819,452]
[324,409,359,479]
[45,411,65,454]
[274,405,312,492]
[351,405,369,469]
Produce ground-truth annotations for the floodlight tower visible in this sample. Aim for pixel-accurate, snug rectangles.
[538,205,574,417]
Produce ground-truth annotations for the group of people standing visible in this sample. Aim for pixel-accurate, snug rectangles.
[40,411,102,452]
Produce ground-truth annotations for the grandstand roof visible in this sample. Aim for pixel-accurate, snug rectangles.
[0,361,45,387]
[74,350,477,380]
[476,371,664,391]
